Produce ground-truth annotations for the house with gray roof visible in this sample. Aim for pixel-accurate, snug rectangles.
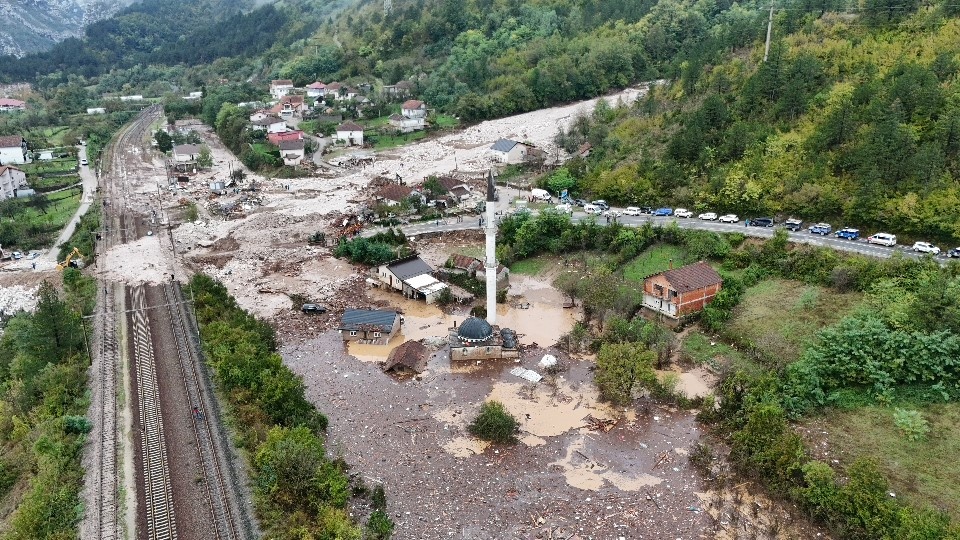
[376,254,449,303]
[489,138,533,164]
[338,309,401,344]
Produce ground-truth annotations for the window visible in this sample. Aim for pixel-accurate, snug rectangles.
[349,330,357,336]
[670,290,678,298]
[374,332,381,338]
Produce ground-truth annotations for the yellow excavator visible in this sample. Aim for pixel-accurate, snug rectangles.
[56,247,85,271]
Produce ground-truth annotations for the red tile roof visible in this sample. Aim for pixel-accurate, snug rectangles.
[375,184,413,202]
[0,134,24,148]
[402,99,424,110]
[654,261,723,293]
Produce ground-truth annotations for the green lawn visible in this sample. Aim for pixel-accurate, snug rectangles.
[20,159,78,176]
[622,244,693,282]
[368,131,427,149]
[509,256,552,276]
[810,403,960,521]
[32,175,81,191]
[680,331,763,374]
[726,279,863,366]
[432,114,459,128]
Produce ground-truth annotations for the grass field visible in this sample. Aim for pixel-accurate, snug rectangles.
[20,158,78,176]
[368,131,427,149]
[726,279,863,366]
[32,175,81,191]
[432,114,459,128]
[509,256,552,276]
[622,244,693,281]
[680,331,763,374]
[809,403,960,521]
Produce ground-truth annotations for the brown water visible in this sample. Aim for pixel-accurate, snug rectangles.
[656,366,715,399]
[549,435,665,491]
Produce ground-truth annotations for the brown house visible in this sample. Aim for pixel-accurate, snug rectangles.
[641,261,722,320]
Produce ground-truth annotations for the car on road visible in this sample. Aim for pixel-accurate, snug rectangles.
[749,217,774,227]
[718,214,740,223]
[867,233,897,247]
[653,207,673,216]
[784,218,803,231]
[555,203,573,215]
[623,207,642,216]
[912,241,940,255]
[698,212,718,221]
[591,200,610,211]
[674,208,693,218]
[640,206,654,215]
[573,199,587,207]
[835,228,860,240]
[80,158,88,166]
[949,247,960,258]
[602,209,622,218]
[583,204,601,215]
[301,303,328,314]
[809,222,832,235]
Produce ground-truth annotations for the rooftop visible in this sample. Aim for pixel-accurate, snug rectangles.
[490,138,520,152]
[651,261,723,294]
[337,122,363,132]
[457,317,493,342]
[385,255,433,281]
[402,99,425,110]
[173,144,202,155]
[339,309,398,332]
[0,134,24,148]
[375,183,413,202]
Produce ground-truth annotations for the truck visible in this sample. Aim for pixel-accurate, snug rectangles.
[784,218,803,231]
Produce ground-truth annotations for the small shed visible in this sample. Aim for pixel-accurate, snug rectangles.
[383,340,429,374]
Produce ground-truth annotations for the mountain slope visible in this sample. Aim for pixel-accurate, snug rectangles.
[0,0,134,57]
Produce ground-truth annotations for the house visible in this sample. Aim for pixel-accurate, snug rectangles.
[252,115,287,133]
[449,317,520,361]
[377,254,449,303]
[445,254,510,289]
[172,144,202,163]
[0,135,28,165]
[184,91,203,100]
[339,309,401,345]
[306,82,326,98]
[641,261,723,321]
[388,113,425,134]
[344,87,359,100]
[489,139,533,164]
[401,100,427,119]
[0,165,27,200]
[383,80,413,98]
[373,184,413,206]
[325,82,343,97]
[278,139,305,166]
[119,95,143,102]
[267,130,304,145]
[335,122,364,146]
[270,79,294,99]
[0,98,25,112]
[383,340,429,374]
[86,107,106,115]
[271,95,307,119]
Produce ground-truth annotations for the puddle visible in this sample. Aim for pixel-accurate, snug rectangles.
[656,366,715,399]
[486,379,617,439]
[442,436,489,458]
[550,435,664,492]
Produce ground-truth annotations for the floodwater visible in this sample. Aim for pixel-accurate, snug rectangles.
[657,366,716,399]
[550,435,665,491]
[486,379,618,439]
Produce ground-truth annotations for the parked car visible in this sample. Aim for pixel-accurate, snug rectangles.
[912,241,940,255]
[698,212,718,221]
[867,233,897,247]
[602,209,622,218]
[301,303,328,314]
[80,158,88,166]
[784,218,803,231]
[809,222,832,235]
[640,206,654,215]
[583,204,601,215]
[835,228,860,240]
[948,247,960,258]
[718,214,739,223]
[624,206,642,216]
[591,200,610,211]
[573,199,587,207]
[653,207,673,216]
[749,217,774,227]
[555,203,573,215]
[674,208,693,218]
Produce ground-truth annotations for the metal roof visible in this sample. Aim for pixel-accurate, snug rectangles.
[386,255,433,280]
[490,138,519,152]
[339,309,398,332]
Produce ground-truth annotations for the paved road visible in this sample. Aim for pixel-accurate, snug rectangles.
[43,145,97,263]
[369,209,955,263]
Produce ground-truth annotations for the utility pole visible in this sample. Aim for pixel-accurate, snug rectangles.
[763,5,775,62]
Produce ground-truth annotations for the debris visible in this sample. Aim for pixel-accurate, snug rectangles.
[538,354,558,369]
[509,367,543,383]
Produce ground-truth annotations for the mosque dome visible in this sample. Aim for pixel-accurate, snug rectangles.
[457,317,494,342]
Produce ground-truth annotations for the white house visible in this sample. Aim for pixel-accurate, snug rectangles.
[249,111,268,123]
[388,114,425,133]
[0,135,28,165]
[306,82,326,98]
[0,98,26,112]
[172,144,202,163]
[336,122,364,146]
[119,95,143,102]
[270,79,294,99]
[184,91,203,100]
[0,165,27,200]
[401,99,427,118]
[252,115,287,133]
[278,140,305,166]
[489,138,532,164]
[377,255,448,303]
[87,107,106,115]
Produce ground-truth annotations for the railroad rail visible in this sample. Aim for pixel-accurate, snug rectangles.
[93,282,119,540]
[131,285,177,540]
[164,282,245,539]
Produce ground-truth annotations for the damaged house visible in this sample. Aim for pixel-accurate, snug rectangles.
[338,309,401,345]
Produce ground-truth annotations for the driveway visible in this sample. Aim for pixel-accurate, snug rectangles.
[41,145,97,264]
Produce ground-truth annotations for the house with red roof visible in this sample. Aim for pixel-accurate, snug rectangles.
[642,261,723,320]
[0,98,26,112]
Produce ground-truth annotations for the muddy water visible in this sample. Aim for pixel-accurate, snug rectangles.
[486,379,617,439]
[656,366,716,399]
[550,435,665,491]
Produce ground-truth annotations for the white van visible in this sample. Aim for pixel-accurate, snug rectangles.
[583,204,601,215]
[554,203,573,215]
[531,188,552,202]
[867,233,897,247]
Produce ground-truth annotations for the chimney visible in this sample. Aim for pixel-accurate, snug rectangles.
[669,258,673,270]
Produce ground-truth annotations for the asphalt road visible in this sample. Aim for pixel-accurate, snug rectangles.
[373,209,956,263]
[42,145,98,263]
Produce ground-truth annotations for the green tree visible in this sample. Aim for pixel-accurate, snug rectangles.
[594,343,657,405]
[197,146,213,169]
[468,401,518,443]
[154,130,173,152]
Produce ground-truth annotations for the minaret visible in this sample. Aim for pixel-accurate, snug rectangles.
[484,170,497,325]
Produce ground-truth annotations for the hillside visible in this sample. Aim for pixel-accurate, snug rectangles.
[0,0,134,57]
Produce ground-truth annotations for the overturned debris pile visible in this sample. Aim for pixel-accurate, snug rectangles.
[383,340,429,374]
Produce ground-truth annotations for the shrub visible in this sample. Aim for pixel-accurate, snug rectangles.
[468,401,518,444]
[594,343,657,405]
[893,408,930,441]
[365,510,394,540]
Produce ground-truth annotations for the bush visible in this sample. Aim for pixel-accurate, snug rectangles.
[893,408,930,441]
[468,401,518,444]
[594,343,657,406]
[365,510,394,540]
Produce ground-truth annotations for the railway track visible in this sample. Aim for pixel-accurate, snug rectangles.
[162,283,242,540]
[131,285,178,540]
[94,282,119,540]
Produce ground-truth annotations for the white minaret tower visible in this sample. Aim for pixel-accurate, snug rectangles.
[484,170,497,325]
